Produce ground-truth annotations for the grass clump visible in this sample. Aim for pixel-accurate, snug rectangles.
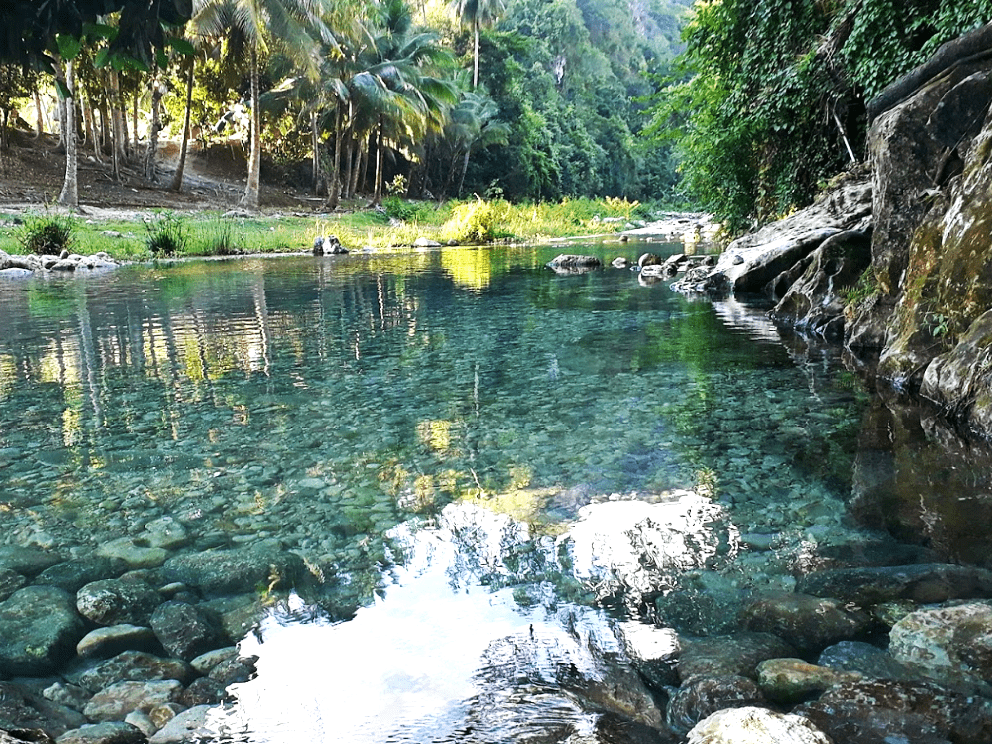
[197,218,243,256]
[145,212,188,256]
[440,199,509,244]
[17,214,76,255]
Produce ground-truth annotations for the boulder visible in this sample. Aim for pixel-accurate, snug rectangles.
[83,680,183,723]
[73,651,194,693]
[638,253,663,267]
[55,722,146,744]
[76,578,162,626]
[888,601,992,688]
[756,657,862,703]
[818,640,915,681]
[687,707,832,744]
[177,677,227,707]
[95,539,167,569]
[311,235,348,255]
[37,558,129,594]
[76,625,159,659]
[666,675,766,734]
[161,547,306,597]
[0,568,26,602]
[0,681,87,738]
[676,632,798,684]
[741,591,873,653]
[0,586,85,676]
[0,546,62,576]
[798,563,992,605]
[150,601,227,661]
[545,254,603,274]
[147,705,214,744]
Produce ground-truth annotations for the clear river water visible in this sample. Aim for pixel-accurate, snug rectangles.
[2,240,992,742]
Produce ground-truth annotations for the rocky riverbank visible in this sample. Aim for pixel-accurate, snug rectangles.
[670,21,992,443]
[0,248,119,276]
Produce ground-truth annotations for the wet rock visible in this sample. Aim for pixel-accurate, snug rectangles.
[0,547,62,577]
[146,703,183,730]
[687,706,832,744]
[0,681,87,738]
[55,722,146,744]
[638,264,667,279]
[412,237,441,248]
[756,657,862,703]
[611,257,629,268]
[312,235,348,255]
[150,601,227,660]
[545,254,603,274]
[207,655,257,685]
[676,632,798,683]
[0,586,85,676]
[818,640,914,681]
[889,601,992,688]
[666,675,766,735]
[76,579,162,626]
[921,310,992,436]
[122,711,155,738]
[796,679,992,744]
[73,651,193,693]
[146,705,214,744]
[741,591,872,653]
[619,624,680,691]
[798,563,992,605]
[638,253,663,268]
[76,625,159,659]
[82,680,183,723]
[595,711,680,744]
[36,559,129,594]
[177,677,227,707]
[161,547,306,597]
[43,682,91,711]
[140,518,189,551]
[0,568,26,602]
[189,648,238,676]
[95,539,167,570]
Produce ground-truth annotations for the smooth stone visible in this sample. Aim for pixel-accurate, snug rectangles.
[0,680,87,738]
[889,601,992,688]
[161,548,305,597]
[76,578,162,626]
[147,702,185,729]
[190,647,238,675]
[147,705,214,744]
[687,706,832,744]
[412,237,441,247]
[123,710,156,737]
[207,655,257,685]
[141,518,190,551]
[756,657,862,703]
[676,632,798,683]
[742,591,872,653]
[96,539,168,569]
[818,640,915,681]
[0,567,27,601]
[74,651,194,693]
[0,546,62,576]
[55,722,146,744]
[798,563,992,605]
[150,601,227,661]
[76,625,159,659]
[83,680,183,723]
[43,681,92,710]
[37,558,129,593]
[666,675,767,734]
[0,586,85,676]
[545,254,603,274]
[178,677,228,707]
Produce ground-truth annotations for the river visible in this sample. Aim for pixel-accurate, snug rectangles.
[1,241,991,741]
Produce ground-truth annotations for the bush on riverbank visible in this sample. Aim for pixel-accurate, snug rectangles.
[0,196,658,261]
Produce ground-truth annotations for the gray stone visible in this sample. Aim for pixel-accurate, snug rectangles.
[83,680,183,723]
[177,677,227,707]
[0,546,62,576]
[122,711,156,737]
[756,657,862,703]
[55,722,145,744]
[189,647,238,675]
[95,539,167,570]
[147,705,213,744]
[676,632,798,684]
[637,253,663,267]
[76,579,162,626]
[207,655,257,684]
[921,310,992,437]
[798,563,992,605]
[412,237,441,248]
[76,625,159,659]
[667,675,766,735]
[926,71,992,148]
[37,558,129,594]
[687,707,833,744]
[889,601,992,688]
[43,681,92,711]
[75,651,194,693]
[161,547,305,597]
[0,586,85,676]
[0,567,26,602]
[140,518,189,551]
[818,640,915,681]
[545,254,603,274]
[150,601,227,660]
[0,680,87,738]
[741,591,872,653]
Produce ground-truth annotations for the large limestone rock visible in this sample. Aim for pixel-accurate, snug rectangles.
[921,309,992,436]
[687,707,833,744]
[76,578,162,626]
[889,601,992,688]
[0,586,85,676]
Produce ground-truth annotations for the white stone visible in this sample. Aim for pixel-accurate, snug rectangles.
[687,706,834,744]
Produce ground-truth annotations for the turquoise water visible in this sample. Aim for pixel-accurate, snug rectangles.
[2,242,990,739]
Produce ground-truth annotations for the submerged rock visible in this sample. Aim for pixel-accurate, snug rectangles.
[0,586,85,676]
[798,563,992,605]
[676,632,798,683]
[76,578,162,626]
[888,601,992,688]
[741,591,873,653]
[76,625,159,659]
[56,722,146,744]
[545,254,603,274]
[817,640,915,681]
[666,675,766,734]
[161,547,306,597]
[73,651,194,693]
[83,680,184,723]
[150,601,227,661]
[687,706,832,744]
[756,657,862,703]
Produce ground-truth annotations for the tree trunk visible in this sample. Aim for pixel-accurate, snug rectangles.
[110,71,126,181]
[57,60,78,207]
[370,118,384,207]
[473,21,480,89]
[33,87,44,137]
[457,148,471,197]
[349,134,362,198]
[343,128,354,199]
[326,102,343,209]
[145,67,163,183]
[84,93,103,163]
[359,130,372,196]
[1,108,9,151]
[170,56,195,192]
[132,90,139,154]
[311,110,320,194]
[239,45,262,210]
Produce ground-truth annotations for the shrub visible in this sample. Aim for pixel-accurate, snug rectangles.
[17,214,76,255]
[145,213,188,257]
[382,196,443,224]
[440,199,507,244]
[199,218,242,256]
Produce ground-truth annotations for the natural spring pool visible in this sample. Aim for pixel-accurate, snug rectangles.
[2,241,992,742]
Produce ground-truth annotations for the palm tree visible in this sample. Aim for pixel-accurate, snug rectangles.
[448,0,504,89]
[190,0,335,209]
[444,89,508,196]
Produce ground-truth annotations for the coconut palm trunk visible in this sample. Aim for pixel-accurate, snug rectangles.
[170,56,196,192]
[240,46,262,209]
[57,60,78,207]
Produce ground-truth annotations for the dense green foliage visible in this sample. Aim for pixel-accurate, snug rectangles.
[646,0,992,234]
